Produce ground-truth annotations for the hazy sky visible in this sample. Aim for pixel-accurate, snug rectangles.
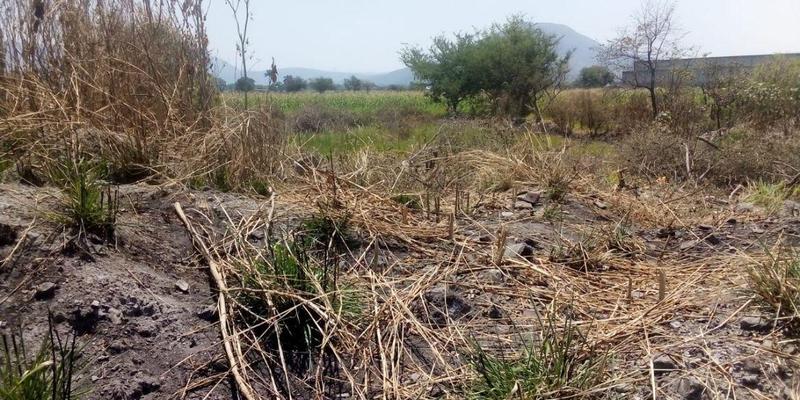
[205,0,800,73]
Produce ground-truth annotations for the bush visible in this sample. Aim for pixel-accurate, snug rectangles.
[309,77,335,93]
[283,75,308,92]
[577,65,614,87]
[738,58,800,131]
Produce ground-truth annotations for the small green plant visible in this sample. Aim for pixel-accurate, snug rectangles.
[746,180,794,212]
[748,248,800,329]
[468,308,606,399]
[545,177,570,203]
[48,157,117,240]
[0,319,84,400]
[542,205,562,222]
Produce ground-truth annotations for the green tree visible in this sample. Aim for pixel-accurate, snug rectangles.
[401,16,569,119]
[235,76,255,92]
[343,75,363,91]
[401,32,480,113]
[578,66,615,87]
[309,77,335,93]
[283,75,307,92]
[474,16,570,120]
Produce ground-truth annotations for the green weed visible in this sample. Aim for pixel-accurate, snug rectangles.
[468,308,606,399]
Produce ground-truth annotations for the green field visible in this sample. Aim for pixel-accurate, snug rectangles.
[221,90,447,118]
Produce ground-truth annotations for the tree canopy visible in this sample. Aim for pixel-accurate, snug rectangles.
[578,66,615,87]
[401,16,570,119]
[309,77,335,93]
[283,75,307,92]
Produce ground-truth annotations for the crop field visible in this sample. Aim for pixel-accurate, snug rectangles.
[222,90,447,117]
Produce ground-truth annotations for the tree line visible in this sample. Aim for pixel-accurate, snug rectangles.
[225,74,414,93]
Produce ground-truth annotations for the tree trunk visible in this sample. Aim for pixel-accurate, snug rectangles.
[649,69,658,119]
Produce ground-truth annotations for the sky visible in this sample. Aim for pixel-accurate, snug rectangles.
[205,0,800,73]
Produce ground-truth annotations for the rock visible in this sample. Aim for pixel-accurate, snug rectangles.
[0,223,17,247]
[652,354,678,375]
[679,240,697,251]
[514,201,533,209]
[135,376,161,397]
[175,279,190,293]
[740,316,771,332]
[738,374,760,388]
[593,199,608,209]
[516,191,541,206]
[500,211,514,218]
[481,269,505,284]
[90,300,101,309]
[740,358,761,374]
[487,305,503,319]
[669,320,682,329]
[704,234,721,245]
[420,286,472,328]
[751,226,766,234]
[781,200,800,218]
[736,202,755,213]
[698,224,714,231]
[34,282,58,300]
[105,307,124,325]
[672,377,705,400]
[197,304,218,321]
[248,230,265,241]
[504,243,535,260]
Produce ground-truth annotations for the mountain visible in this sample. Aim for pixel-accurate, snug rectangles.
[536,23,601,80]
[210,23,599,86]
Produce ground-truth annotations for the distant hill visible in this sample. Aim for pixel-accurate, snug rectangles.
[211,23,599,86]
[537,23,601,80]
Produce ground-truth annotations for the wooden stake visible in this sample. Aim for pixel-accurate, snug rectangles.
[493,225,508,265]
[658,270,666,302]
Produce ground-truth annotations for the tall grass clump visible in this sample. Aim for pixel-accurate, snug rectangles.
[468,308,607,399]
[45,153,117,241]
[748,248,800,330]
[0,320,84,400]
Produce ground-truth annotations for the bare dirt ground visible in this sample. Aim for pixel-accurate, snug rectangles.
[1,176,799,399]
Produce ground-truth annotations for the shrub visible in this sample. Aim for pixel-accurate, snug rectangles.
[738,58,800,131]
[283,75,308,92]
[577,65,614,88]
[309,77,335,93]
